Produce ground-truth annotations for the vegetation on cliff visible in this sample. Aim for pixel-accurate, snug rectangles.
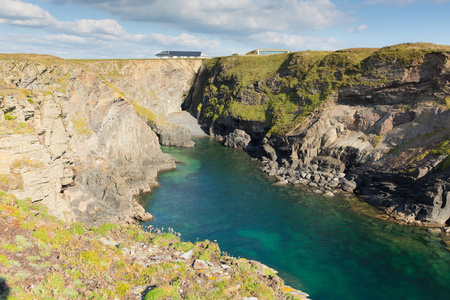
[191,43,450,137]
[0,191,306,299]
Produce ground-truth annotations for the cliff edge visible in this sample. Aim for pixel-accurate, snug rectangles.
[186,43,450,226]
[0,55,202,225]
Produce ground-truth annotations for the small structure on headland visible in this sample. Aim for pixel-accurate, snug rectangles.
[156,51,208,58]
[247,49,291,55]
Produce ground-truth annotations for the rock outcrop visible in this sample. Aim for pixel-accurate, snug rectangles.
[1,44,450,227]
[0,55,202,225]
[224,129,252,149]
[187,43,450,226]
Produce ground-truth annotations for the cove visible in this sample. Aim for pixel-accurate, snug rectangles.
[140,137,450,300]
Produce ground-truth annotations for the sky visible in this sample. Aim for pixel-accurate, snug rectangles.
[0,0,449,59]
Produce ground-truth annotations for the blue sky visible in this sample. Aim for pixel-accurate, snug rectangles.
[0,0,449,58]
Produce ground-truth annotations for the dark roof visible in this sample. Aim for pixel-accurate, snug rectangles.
[156,51,204,57]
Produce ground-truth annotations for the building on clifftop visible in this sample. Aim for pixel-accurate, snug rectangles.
[247,49,291,55]
[155,51,208,58]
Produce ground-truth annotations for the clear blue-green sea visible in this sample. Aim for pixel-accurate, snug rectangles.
[140,138,450,299]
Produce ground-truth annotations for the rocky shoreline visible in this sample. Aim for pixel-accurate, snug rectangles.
[187,43,450,227]
[259,154,354,197]
[1,44,450,299]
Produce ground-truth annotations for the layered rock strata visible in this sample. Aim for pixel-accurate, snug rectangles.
[0,55,202,225]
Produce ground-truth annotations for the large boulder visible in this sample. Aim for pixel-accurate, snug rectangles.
[223,129,251,149]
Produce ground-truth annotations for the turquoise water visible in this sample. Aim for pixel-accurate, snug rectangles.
[140,138,450,299]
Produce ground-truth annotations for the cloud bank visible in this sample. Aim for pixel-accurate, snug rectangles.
[53,0,346,34]
[0,0,354,57]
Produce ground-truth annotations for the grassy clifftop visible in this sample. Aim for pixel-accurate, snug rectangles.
[0,191,307,300]
[191,43,450,137]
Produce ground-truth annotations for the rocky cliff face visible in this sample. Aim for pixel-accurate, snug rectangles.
[187,43,450,226]
[0,55,202,225]
[2,45,449,227]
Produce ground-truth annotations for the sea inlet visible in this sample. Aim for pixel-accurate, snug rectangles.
[140,137,450,300]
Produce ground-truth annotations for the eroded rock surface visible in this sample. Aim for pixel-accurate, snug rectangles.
[187,43,450,226]
[0,56,201,225]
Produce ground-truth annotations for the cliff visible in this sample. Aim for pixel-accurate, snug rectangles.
[0,54,202,225]
[186,43,450,226]
[1,44,449,228]
[0,55,310,299]
[0,192,307,299]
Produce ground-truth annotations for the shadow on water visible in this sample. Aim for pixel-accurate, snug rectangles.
[0,278,10,300]
[140,137,450,300]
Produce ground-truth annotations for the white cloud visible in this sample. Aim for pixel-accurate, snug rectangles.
[248,31,347,51]
[0,0,355,58]
[0,0,222,57]
[53,0,347,35]
[0,1,128,39]
[366,0,449,5]
[357,24,368,32]
[346,24,368,33]
[0,0,57,26]
[43,34,90,45]
[55,19,128,39]
[132,33,221,51]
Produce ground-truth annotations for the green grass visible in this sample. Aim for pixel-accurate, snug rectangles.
[144,285,179,300]
[194,240,221,261]
[429,139,450,170]
[445,97,450,109]
[368,43,450,66]
[11,158,44,169]
[371,134,385,148]
[0,53,65,64]
[70,222,85,235]
[0,173,23,192]
[151,232,178,247]
[0,120,33,135]
[221,53,290,88]
[14,235,34,249]
[131,100,171,126]
[195,43,449,137]
[229,102,268,122]
[174,241,194,252]
[32,226,52,243]
[93,222,117,235]
[70,112,93,136]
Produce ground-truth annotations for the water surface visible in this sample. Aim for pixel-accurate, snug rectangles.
[141,137,450,299]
